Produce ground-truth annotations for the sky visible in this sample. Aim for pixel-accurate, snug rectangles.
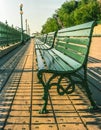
[0,0,67,34]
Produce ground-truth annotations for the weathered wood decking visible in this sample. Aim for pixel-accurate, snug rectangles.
[1,38,101,130]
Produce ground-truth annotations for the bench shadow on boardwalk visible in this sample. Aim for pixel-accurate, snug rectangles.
[31,53,101,130]
[87,56,101,106]
[2,39,101,130]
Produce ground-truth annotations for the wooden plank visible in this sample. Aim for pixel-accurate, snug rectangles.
[58,21,95,32]
[3,38,101,130]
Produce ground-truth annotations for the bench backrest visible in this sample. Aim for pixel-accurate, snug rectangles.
[44,31,57,48]
[55,21,96,66]
[36,34,47,43]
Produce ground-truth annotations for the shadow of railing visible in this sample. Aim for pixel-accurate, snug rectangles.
[86,56,101,106]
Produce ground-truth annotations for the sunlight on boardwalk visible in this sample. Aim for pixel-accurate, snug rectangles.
[2,38,101,130]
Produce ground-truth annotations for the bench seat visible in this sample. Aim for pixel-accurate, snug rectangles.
[36,48,81,72]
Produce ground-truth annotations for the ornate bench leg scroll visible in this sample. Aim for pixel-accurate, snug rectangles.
[40,87,49,114]
[38,72,76,113]
[37,72,48,114]
[38,72,57,114]
[57,75,75,95]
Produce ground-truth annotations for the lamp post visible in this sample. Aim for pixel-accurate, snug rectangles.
[25,19,27,34]
[53,14,64,29]
[20,4,24,44]
[5,20,9,46]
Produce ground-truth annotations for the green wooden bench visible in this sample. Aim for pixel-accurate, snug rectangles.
[35,31,57,50]
[35,21,99,114]
[35,34,47,46]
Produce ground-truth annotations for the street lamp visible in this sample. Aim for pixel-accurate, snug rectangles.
[53,14,64,29]
[5,20,9,46]
[20,4,24,44]
[25,19,28,34]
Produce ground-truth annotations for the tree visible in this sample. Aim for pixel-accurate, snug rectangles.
[41,0,101,33]
[74,1,101,24]
[41,18,58,34]
[56,0,79,27]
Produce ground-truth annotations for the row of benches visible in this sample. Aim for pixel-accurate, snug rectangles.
[34,21,100,114]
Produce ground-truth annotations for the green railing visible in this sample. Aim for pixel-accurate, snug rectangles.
[0,21,30,48]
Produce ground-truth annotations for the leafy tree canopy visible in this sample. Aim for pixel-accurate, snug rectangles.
[41,0,101,34]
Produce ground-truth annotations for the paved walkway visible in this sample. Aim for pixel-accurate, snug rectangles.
[2,38,101,130]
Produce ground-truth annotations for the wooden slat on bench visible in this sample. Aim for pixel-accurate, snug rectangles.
[41,49,73,71]
[36,49,45,70]
[60,21,95,32]
[55,21,95,64]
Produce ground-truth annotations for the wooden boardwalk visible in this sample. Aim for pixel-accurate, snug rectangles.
[1,38,101,130]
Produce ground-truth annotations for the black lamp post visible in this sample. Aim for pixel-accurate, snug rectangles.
[20,4,24,44]
[53,14,64,29]
[5,20,9,46]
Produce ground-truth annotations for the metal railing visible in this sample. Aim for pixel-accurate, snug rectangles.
[0,21,30,48]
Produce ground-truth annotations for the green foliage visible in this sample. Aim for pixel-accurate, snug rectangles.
[41,18,58,34]
[74,1,101,24]
[56,0,78,27]
[41,0,101,34]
